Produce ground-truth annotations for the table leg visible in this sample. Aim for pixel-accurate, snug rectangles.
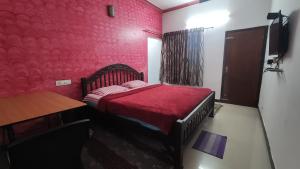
[5,126,15,143]
[0,128,6,151]
[1,128,5,143]
[44,116,51,129]
[58,113,64,126]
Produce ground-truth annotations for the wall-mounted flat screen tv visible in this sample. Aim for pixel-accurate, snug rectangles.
[269,12,289,58]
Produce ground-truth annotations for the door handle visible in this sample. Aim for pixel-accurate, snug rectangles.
[226,36,235,40]
[225,66,229,73]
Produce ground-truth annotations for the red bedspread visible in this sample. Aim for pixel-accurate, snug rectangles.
[98,84,212,134]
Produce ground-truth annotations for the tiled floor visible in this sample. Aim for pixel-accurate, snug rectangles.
[184,103,272,169]
[0,103,272,169]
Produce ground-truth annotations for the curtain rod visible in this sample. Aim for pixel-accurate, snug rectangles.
[204,27,214,29]
[143,29,162,36]
[163,27,214,34]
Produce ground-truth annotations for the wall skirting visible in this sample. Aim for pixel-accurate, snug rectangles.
[257,108,276,169]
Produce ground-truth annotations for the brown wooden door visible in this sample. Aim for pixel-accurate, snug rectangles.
[221,26,268,107]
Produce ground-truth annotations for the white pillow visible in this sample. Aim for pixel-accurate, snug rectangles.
[121,80,148,89]
[91,85,129,96]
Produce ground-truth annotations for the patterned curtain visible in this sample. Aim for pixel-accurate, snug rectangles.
[160,28,205,86]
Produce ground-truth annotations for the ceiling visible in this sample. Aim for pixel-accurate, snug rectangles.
[147,0,196,10]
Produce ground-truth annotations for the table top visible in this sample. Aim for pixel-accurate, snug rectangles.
[0,91,86,127]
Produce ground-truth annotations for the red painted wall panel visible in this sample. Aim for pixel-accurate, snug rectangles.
[0,0,162,99]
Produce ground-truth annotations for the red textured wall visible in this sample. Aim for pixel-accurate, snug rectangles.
[0,0,162,99]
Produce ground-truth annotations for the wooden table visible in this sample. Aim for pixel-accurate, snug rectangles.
[0,91,86,143]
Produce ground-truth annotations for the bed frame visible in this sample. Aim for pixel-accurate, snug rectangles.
[81,64,215,169]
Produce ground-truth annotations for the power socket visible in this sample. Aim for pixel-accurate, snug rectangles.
[56,80,72,86]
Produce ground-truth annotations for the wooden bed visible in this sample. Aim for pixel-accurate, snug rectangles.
[81,64,215,169]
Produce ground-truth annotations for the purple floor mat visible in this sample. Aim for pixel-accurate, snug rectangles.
[192,130,227,159]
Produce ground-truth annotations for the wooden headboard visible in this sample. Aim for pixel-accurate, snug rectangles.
[81,64,144,97]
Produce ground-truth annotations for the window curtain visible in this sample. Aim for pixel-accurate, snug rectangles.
[160,28,205,86]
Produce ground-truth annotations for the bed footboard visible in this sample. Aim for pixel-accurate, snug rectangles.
[174,92,215,169]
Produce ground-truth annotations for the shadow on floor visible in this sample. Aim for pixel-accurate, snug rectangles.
[0,124,174,169]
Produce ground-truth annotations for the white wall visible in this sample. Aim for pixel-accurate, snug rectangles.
[163,0,271,99]
[259,0,300,169]
[148,37,162,84]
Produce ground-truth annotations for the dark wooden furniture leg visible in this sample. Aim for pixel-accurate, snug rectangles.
[45,116,52,129]
[2,128,5,144]
[1,128,7,151]
[57,113,64,126]
[174,123,183,169]
[209,100,215,117]
[5,125,15,143]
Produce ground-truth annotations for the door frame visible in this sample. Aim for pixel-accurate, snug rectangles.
[147,37,162,83]
[220,26,269,107]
